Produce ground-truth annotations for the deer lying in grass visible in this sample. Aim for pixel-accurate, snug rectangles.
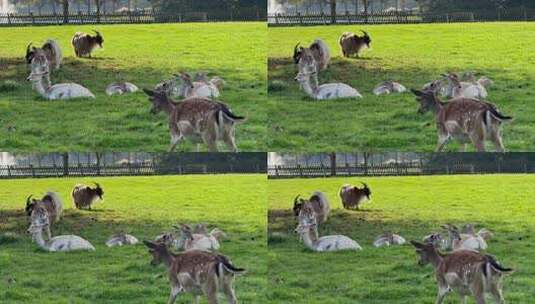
[174,224,226,252]
[411,89,512,152]
[295,72,362,100]
[442,224,493,251]
[373,81,407,95]
[293,39,331,88]
[411,241,512,304]
[105,82,139,96]
[28,223,95,252]
[144,241,245,304]
[293,191,330,225]
[143,89,245,152]
[27,71,95,100]
[174,72,224,99]
[295,208,361,252]
[373,232,406,247]
[106,233,139,247]
[25,192,63,240]
[443,73,489,100]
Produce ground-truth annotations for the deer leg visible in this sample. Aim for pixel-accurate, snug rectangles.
[436,134,451,152]
[192,295,200,304]
[489,283,505,304]
[222,129,238,153]
[202,132,218,152]
[435,285,449,304]
[222,278,237,304]
[167,285,181,304]
[459,295,467,304]
[168,133,183,152]
[490,128,505,152]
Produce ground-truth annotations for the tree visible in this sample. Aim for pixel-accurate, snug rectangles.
[62,0,69,23]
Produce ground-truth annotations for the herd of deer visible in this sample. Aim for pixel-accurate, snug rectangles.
[292,31,513,152]
[24,32,245,152]
[291,183,513,304]
[23,184,244,303]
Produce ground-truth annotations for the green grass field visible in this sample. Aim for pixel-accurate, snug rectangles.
[0,174,267,303]
[268,23,535,151]
[268,174,535,303]
[0,22,266,151]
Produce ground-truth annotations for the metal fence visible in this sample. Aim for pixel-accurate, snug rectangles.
[268,9,535,26]
[0,152,267,179]
[0,8,266,26]
[268,156,535,179]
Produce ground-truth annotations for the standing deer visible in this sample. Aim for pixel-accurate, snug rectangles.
[411,241,512,304]
[143,241,245,304]
[143,89,245,152]
[411,89,512,152]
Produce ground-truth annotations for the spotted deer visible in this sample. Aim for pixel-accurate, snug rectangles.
[143,240,244,304]
[411,241,512,304]
[411,89,512,152]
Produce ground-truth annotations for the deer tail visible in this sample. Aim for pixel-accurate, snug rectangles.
[215,255,245,276]
[216,106,246,125]
[483,255,513,278]
[485,107,513,124]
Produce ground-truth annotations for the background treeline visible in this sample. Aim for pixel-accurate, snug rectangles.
[5,0,266,15]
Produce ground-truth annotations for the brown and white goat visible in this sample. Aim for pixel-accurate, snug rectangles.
[143,88,245,152]
[71,30,104,58]
[25,192,63,240]
[72,182,104,210]
[339,183,371,210]
[144,241,245,304]
[411,89,512,152]
[339,31,371,58]
[293,191,330,225]
[411,241,512,304]
[294,39,331,72]
[26,39,62,71]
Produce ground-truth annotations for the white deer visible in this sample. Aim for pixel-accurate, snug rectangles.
[174,224,226,252]
[295,72,362,100]
[27,223,95,252]
[295,209,361,252]
[27,71,95,100]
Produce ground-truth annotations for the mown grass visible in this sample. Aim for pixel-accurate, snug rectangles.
[268,23,535,151]
[0,174,267,303]
[268,174,535,303]
[0,22,266,151]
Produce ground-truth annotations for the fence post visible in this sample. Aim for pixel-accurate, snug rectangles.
[346,163,351,176]
[297,12,303,25]
[7,13,11,25]
[321,12,326,25]
[30,12,35,25]
[320,164,327,177]
[7,165,11,178]
[298,164,303,177]
[30,165,35,178]
[446,13,449,23]
[275,13,279,25]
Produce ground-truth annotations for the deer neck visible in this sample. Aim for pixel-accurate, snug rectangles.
[160,250,176,269]
[300,227,319,250]
[162,100,176,116]
[32,229,50,251]
[299,79,318,98]
[32,79,50,97]
[428,251,444,270]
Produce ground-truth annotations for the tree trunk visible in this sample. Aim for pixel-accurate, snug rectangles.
[62,0,69,24]
[330,0,337,24]
[95,0,100,22]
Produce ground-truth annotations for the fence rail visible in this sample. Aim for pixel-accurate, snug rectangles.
[0,163,264,179]
[0,9,266,26]
[268,9,535,26]
[268,161,535,179]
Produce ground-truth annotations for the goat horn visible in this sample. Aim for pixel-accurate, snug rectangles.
[26,42,32,53]
[93,181,100,188]
[361,30,369,36]
[360,182,368,189]
[294,195,301,204]
[26,195,33,206]
[93,29,101,36]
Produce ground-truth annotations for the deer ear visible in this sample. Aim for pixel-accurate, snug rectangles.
[143,88,154,96]
[143,240,156,248]
[410,89,422,96]
[410,240,424,248]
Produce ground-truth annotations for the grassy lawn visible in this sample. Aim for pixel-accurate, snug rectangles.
[268,174,535,303]
[0,174,267,303]
[0,22,266,151]
[268,23,535,151]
